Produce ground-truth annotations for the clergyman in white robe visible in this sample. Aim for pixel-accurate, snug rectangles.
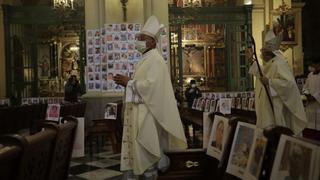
[303,68,320,130]
[249,29,307,134]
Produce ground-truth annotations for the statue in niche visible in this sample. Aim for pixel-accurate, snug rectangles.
[39,55,50,78]
[60,43,80,79]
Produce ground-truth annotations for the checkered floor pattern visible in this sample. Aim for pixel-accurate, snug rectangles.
[68,142,123,180]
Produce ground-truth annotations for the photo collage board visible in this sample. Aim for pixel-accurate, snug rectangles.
[192,91,255,114]
[86,23,142,92]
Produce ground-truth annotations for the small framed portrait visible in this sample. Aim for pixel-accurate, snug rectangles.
[226,122,256,179]
[120,33,127,41]
[95,72,100,81]
[107,62,114,70]
[204,99,211,112]
[120,43,127,51]
[94,38,101,47]
[134,24,141,32]
[127,24,134,32]
[242,98,248,110]
[270,135,320,180]
[105,103,117,119]
[128,33,135,41]
[87,38,94,46]
[95,82,101,90]
[46,104,61,122]
[206,115,230,160]
[88,82,94,90]
[94,55,101,64]
[107,43,113,51]
[248,98,255,111]
[105,24,113,32]
[88,73,94,81]
[236,98,242,109]
[95,47,101,54]
[101,64,107,72]
[128,52,135,61]
[102,82,108,91]
[113,34,120,41]
[87,30,93,37]
[113,24,121,32]
[101,27,106,36]
[209,100,217,112]
[114,52,121,61]
[121,52,128,61]
[94,30,100,37]
[107,53,114,61]
[87,47,93,55]
[128,43,135,51]
[134,52,142,60]
[192,99,198,109]
[244,129,268,180]
[106,33,113,41]
[113,42,121,51]
[219,98,232,114]
[120,24,127,32]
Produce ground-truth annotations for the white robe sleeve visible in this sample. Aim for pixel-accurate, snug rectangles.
[125,80,144,104]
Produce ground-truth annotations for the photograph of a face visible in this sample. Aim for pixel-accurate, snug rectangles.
[206,115,230,160]
[46,104,61,122]
[243,129,267,180]
[270,135,320,180]
[105,103,117,120]
[226,122,256,179]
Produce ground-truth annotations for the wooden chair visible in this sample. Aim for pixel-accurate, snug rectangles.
[85,101,122,154]
[41,116,78,180]
[16,128,57,180]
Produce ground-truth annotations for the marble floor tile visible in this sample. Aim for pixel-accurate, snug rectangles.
[69,164,100,175]
[86,159,120,168]
[77,169,123,180]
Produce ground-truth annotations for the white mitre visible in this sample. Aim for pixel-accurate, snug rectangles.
[263,29,282,52]
[140,15,164,41]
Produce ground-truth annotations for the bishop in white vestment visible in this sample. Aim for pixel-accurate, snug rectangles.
[114,16,187,179]
[250,29,307,134]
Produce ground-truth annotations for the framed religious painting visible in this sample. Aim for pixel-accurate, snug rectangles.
[182,45,205,76]
[271,10,298,45]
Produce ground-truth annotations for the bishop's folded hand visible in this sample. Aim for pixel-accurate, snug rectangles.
[114,74,131,87]
[259,76,269,86]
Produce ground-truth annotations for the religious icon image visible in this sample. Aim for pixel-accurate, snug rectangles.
[183,46,205,75]
[270,135,319,180]
[104,103,117,119]
[207,115,230,160]
[227,122,255,178]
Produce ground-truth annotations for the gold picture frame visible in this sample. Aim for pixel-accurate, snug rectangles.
[271,10,298,45]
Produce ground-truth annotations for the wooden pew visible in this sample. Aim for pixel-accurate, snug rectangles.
[40,116,78,180]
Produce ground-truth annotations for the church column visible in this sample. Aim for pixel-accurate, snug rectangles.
[0,4,6,97]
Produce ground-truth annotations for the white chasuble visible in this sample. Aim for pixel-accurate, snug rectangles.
[303,72,320,130]
[254,56,307,134]
[120,49,187,175]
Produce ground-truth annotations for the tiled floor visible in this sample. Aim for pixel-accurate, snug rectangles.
[68,142,124,180]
